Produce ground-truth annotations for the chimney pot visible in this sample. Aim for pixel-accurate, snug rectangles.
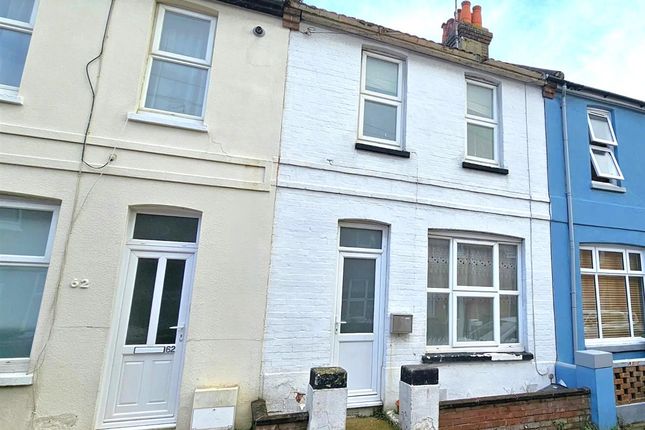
[460,1,472,23]
[472,5,482,27]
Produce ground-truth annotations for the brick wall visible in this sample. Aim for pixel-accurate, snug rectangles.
[439,388,590,429]
[615,365,645,405]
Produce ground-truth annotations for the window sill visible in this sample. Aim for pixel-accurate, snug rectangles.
[586,340,645,353]
[127,112,208,132]
[355,142,410,158]
[422,351,533,364]
[0,90,24,105]
[591,181,626,193]
[0,372,33,386]
[462,161,509,175]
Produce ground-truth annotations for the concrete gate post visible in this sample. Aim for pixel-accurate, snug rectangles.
[399,364,439,430]
[306,367,347,430]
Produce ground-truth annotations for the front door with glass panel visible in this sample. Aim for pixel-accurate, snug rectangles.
[101,213,198,428]
[335,226,385,407]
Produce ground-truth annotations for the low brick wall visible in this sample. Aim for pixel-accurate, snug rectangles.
[614,364,645,405]
[439,387,590,429]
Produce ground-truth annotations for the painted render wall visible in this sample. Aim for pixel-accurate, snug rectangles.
[261,26,556,413]
[0,1,288,429]
[546,92,645,368]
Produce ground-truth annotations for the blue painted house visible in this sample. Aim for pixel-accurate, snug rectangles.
[544,72,645,428]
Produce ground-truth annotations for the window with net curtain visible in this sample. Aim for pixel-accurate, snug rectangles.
[0,200,57,371]
[142,6,216,118]
[0,0,37,91]
[580,247,645,342]
[427,236,520,349]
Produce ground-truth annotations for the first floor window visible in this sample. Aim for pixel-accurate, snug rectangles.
[0,198,58,373]
[580,246,644,342]
[427,235,520,350]
[465,79,499,164]
[140,5,216,119]
[0,0,37,92]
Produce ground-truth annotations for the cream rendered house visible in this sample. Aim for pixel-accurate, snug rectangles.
[0,0,287,429]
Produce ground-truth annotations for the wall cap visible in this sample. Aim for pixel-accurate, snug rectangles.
[309,367,347,389]
[400,364,439,385]
[575,350,613,369]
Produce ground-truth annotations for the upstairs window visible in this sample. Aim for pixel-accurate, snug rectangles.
[587,109,623,183]
[465,80,498,164]
[358,51,403,147]
[0,0,37,96]
[140,5,216,119]
[580,247,644,343]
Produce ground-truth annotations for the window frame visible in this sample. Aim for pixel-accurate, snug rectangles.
[587,109,618,146]
[0,0,39,97]
[138,5,217,121]
[357,51,404,148]
[0,197,59,375]
[586,108,624,185]
[580,245,645,346]
[426,235,522,353]
[465,79,499,165]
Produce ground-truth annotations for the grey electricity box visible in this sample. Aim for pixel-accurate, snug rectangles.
[390,314,413,334]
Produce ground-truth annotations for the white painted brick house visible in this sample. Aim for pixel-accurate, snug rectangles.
[261,2,556,413]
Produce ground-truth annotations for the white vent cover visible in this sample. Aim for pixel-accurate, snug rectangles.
[191,386,239,430]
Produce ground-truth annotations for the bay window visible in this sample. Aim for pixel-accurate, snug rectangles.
[580,246,644,343]
[427,235,521,350]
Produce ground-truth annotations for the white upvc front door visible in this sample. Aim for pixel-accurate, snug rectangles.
[334,225,386,407]
[101,249,195,428]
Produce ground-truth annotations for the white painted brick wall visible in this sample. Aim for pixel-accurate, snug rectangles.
[262,26,555,412]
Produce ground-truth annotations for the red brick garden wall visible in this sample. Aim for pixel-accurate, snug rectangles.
[439,388,590,429]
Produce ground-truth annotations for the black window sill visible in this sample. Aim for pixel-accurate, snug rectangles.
[355,142,410,158]
[462,161,508,175]
[422,351,533,364]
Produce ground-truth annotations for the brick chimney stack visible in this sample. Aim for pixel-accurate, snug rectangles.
[441,1,493,59]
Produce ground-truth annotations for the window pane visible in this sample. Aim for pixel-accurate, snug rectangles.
[155,259,186,344]
[457,243,493,287]
[500,295,518,343]
[630,277,644,337]
[363,100,397,141]
[133,214,199,242]
[580,249,594,269]
[0,28,30,87]
[145,59,208,117]
[630,253,642,272]
[126,258,159,345]
[427,293,449,345]
[0,207,53,256]
[428,239,450,289]
[340,227,382,249]
[160,11,211,60]
[591,148,621,178]
[598,251,624,271]
[582,274,599,339]
[365,56,398,97]
[467,123,494,160]
[467,83,493,119]
[340,258,375,334]
[589,113,614,142]
[499,244,518,291]
[0,0,35,22]
[598,275,629,338]
[0,266,46,359]
[456,296,494,342]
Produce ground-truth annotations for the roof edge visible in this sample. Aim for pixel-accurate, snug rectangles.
[214,0,285,17]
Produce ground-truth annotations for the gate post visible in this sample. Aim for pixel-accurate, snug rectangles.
[399,364,439,430]
[306,367,347,430]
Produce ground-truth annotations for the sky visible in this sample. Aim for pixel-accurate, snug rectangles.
[306,0,645,100]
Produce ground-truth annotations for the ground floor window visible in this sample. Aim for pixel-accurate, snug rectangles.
[0,198,58,373]
[426,234,521,351]
[580,246,644,343]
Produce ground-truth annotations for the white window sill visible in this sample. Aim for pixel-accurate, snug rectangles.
[0,372,33,386]
[591,181,626,193]
[0,90,24,105]
[127,111,208,132]
[586,338,645,353]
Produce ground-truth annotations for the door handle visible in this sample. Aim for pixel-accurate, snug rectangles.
[169,325,185,342]
[335,321,347,334]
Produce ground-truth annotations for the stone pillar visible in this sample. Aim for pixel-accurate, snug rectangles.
[575,350,617,430]
[306,367,347,430]
[399,365,439,430]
